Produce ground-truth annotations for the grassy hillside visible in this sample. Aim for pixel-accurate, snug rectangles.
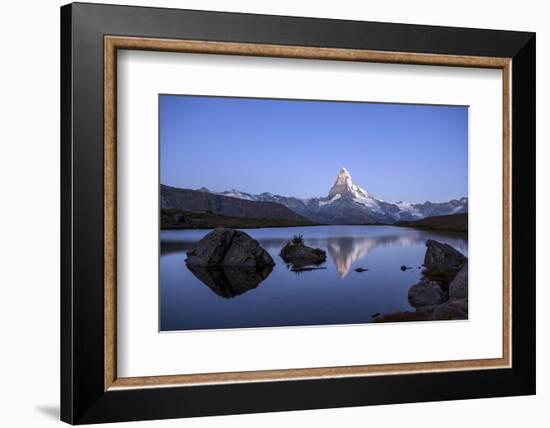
[395,213,467,233]
[161,208,318,230]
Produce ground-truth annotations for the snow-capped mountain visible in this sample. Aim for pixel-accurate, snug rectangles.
[328,167,370,199]
[196,168,467,225]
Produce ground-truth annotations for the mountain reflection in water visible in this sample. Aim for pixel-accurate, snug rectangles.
[325,233,460,278]
[159,226,467,331]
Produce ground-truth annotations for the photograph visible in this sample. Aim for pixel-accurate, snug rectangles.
[159,95,469,331]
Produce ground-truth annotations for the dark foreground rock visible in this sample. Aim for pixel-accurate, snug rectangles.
[430,298,468,320]
[375,299,468,323]
[449,262,468,300]
[187,265,273,298]
[280,241,326,269]
[408,279,445,307]
[424,239,467,283]
[375,240,468,323]
[185,227,275,267]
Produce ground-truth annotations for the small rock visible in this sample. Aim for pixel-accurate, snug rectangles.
[408,279,445,307]
[280,241,326,268]
[400,265,412,271]
[371,312,380,318]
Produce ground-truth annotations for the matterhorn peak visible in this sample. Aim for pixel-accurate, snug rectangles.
[328,168,371,200]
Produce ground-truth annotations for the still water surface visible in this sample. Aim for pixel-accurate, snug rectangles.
[160,225,467,331]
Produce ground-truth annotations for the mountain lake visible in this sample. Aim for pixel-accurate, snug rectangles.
[160,225,468,331]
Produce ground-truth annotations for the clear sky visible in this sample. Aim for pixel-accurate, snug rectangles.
[160,95,468,203]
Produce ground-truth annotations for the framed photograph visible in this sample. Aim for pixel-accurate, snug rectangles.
[61,2,535,424]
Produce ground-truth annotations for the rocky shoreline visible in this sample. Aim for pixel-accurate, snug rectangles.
[375,239,468,322]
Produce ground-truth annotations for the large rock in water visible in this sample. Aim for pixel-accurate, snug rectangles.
[424,239,467,283]
[185,228,275,267]
[449,262,468,300]
[408,279,445,307]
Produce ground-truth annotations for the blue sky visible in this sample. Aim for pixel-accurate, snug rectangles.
[160,95,468,202]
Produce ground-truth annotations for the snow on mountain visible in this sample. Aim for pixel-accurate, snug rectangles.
[220,189,257,201]
[319,194,341,207]
[395,201,423,218]
[328,167,370,199]
[326,167,381,208]
[195,168,467,225]
[199,188,260,202]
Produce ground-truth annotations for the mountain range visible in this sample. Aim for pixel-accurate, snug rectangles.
[161,168,467,227]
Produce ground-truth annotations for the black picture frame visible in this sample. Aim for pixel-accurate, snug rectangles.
[61,2,535,424]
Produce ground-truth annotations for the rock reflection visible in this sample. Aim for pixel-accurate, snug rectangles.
[186,264,274,298]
